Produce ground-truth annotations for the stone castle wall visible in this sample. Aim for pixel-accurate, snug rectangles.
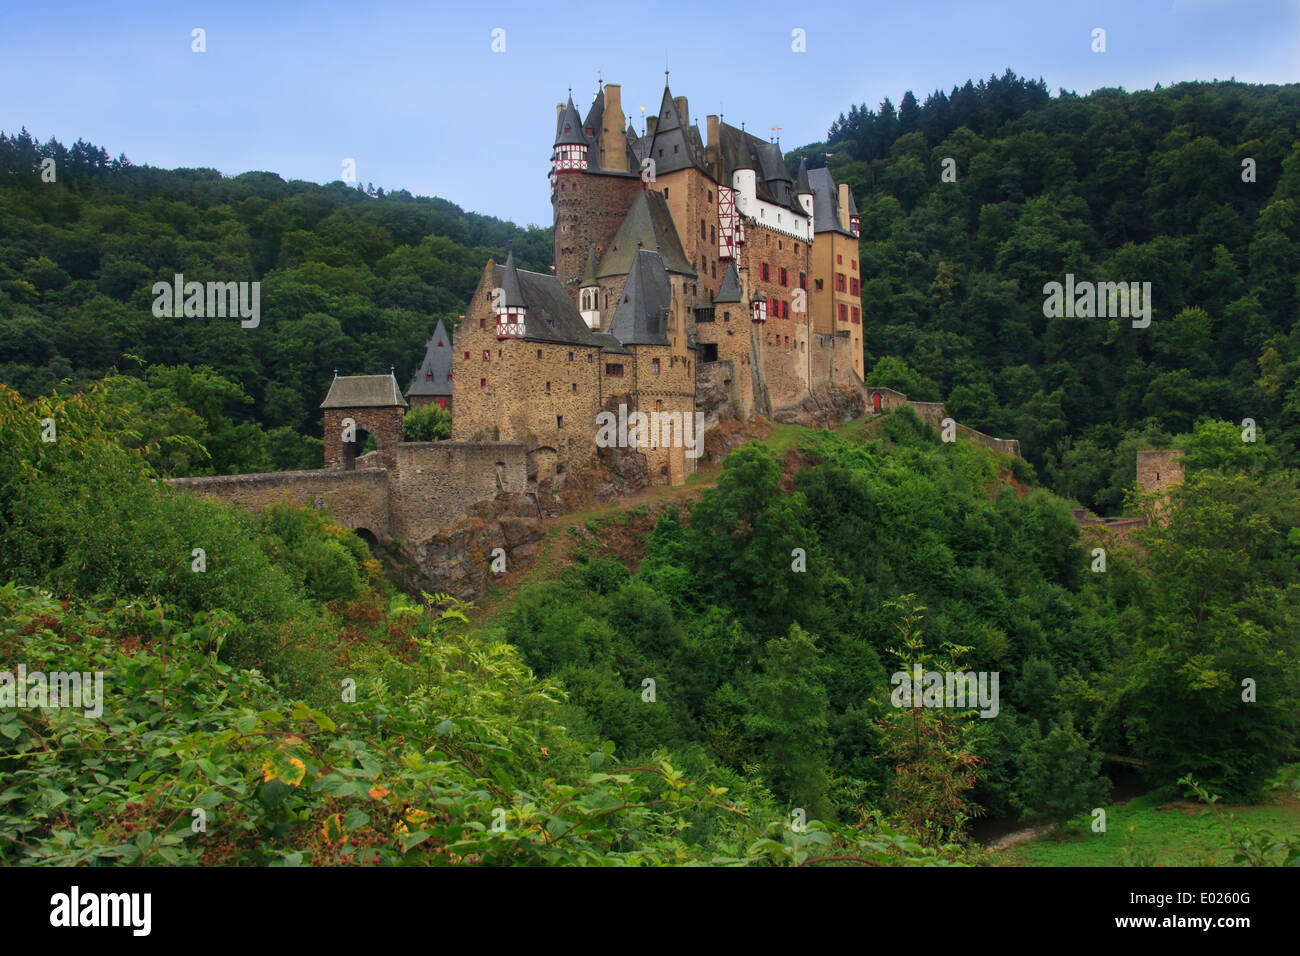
[167,441,529,546]
[389,441,528,542]
[167,467,393,537]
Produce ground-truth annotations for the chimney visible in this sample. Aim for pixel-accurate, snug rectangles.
[556,102,564,121]
[838,183,851,231]
[601,83,628,172]
[674,96,689,129]
[706,114,721,177]
[647,116,658,136]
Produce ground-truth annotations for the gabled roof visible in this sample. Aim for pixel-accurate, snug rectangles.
[554,95,588,147]
[407,319,453,397]
[715,262,742,303]
[608,250,673,347]
[597,189,696,279]
[489,260,607,348]
[321,373,408,409]
[809,167,856,237]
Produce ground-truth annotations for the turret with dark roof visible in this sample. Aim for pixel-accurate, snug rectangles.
[554,95,587,147]
[715,262,742,303]
[321,372,408,409]
[498,249,527,309]
[407,319,453,402]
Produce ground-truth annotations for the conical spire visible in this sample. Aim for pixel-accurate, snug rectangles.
[554,94,587,146]
[580,246,599,288]
[499,250,527,308]
[715,262,742,303]
[795,157,812,196]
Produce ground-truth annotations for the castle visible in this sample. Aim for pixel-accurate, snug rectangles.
[432,77,870,487]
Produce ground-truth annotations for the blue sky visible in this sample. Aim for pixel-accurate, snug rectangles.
[2,0,1297,227]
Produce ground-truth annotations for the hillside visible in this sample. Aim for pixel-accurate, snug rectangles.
[790,73,1300,513]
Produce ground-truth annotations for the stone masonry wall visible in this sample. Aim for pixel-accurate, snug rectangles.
[167,468,393,537]
[389,441,528,543]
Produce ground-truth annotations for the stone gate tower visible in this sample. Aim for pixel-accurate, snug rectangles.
[321,372,407,470]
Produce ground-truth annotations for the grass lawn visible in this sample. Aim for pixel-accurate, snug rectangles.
[998,791,1300,866]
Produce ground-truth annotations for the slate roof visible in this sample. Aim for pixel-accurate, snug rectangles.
[554,95,588,147]
[794,158,812,196]
[407,319,453,397]
[714,119,806,216]
[489,259,609,349]
[608,250,673,347]
[499,249,527,308]
[597,190,696,279]
[321,373,408,408]
[809,167,856,237]
[580,245,599,287]
[714,262,742,303]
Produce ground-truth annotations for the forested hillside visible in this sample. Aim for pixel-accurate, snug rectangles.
[0,134,550,469]
[794,72,1300,513]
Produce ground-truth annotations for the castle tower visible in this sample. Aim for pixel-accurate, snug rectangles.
[551,86,642,294]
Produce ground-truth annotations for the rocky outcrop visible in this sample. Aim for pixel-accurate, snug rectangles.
[384,492,544,603]
[771,383,866,429]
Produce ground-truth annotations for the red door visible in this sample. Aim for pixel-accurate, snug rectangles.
[873,392,882,412]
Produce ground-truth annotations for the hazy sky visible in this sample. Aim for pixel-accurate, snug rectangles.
[2,0,1297,226]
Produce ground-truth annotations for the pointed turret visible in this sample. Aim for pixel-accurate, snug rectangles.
[495,250,527,339]
[551,94,589,179]
[579,246,601,329]
[715,262,742,303]
[794,157,814,224]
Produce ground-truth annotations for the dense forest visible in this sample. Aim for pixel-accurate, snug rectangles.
[0,133,550,471]
[794,71,1300,514]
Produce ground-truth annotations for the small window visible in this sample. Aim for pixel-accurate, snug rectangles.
[568,351,574,362]
[850,277,859,295]
[478,317,485,329]
[815,278,824,291]
[545,381,551,393]
[482,350,490,362]
[799,272,807,290]
[606,363,624,377]
[557,415,564,428]
[537,349,543,359]
[851,259,857,270]
[780,267,787,286]
[571,382,577,393]
[464,351,470,360]
[426,372,433,381]
[761,263,770,281]
[839,303,847,322]
[708,190,713,203]
[652,358,660,375]
[480,378,486,388]
[837,254,842,265]
[588,354,594,363]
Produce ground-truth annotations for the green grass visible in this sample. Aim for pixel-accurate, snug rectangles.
[998,792,1300,866]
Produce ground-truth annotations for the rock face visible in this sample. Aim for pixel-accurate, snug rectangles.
[382,492,544,603]
[772,384,866,429]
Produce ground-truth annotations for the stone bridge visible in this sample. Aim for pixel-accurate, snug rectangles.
[168,440,529,545]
